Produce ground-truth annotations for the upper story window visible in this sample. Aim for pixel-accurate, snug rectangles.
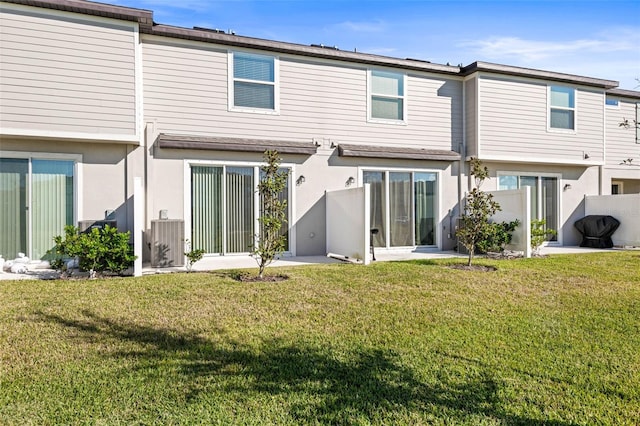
[229,52,278,113]
[605,97,619,107]
[549,86,575,131]
[369,70,406,123]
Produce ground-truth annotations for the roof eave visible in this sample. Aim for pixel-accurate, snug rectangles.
[607,88,640,99]
[148,24,461,75]
[2,0,154,30]
[462,61,619,89]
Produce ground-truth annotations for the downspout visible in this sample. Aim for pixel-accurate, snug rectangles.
[459,79,466,216]
[600,90,606,195]
[455,79,466,247]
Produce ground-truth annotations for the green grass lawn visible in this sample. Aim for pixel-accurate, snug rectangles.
[1,252,639,425]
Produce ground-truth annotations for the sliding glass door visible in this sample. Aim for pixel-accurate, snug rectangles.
[363,171,386,247]
[414,173,437,246]
[191,164,289,255]
[191,166,223,253]
[225,167,254,253]
[0,159,28,260]
[0,158,75,260]
[364,170,437,248]
[499,174,559,242]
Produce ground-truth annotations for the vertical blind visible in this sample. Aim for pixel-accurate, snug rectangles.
[0,158,73,260]
[541,177,558,241]
[225,167,254,253]
[364,170,437,248]
[191,166,223,253]
[259,168,290,247]
[192,165,289,255]
[363,171,386,247]
[31,160,74,260]
[389,172,412,247]
[415,174,436,246]
[0,159,28,259]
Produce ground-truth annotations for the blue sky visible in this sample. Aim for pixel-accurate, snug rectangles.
[112,0,640,89]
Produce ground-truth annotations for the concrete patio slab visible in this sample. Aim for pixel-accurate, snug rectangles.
[0,246,622,280]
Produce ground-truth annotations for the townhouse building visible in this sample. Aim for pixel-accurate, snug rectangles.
[1,0,638,272]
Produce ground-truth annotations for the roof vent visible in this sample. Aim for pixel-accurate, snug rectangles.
[193,26,226,34]
[311,44,339,50]
[405,58,431,64]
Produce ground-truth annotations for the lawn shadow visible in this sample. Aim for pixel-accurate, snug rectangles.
[36,310,577,424]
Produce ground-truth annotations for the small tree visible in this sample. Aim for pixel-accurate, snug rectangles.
[531,219,557,256]
[252,150,290,279]
[184,239,204,273]
[456,158,501,266]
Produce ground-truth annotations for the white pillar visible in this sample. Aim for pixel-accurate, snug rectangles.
[134,176,143,277]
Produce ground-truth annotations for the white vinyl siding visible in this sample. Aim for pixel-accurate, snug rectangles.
[465,77,478,158]
[0,5,137,137]
[605,98,640,167]
[476,76,604,163]
[369,70,406,122]
[143,37,462,153]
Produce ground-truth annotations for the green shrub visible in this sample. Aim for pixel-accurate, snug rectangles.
[477,219,520,254]
[184,239,205,272]
[49,225,136,276]
[49,225,83,270]
[531,219,557,255]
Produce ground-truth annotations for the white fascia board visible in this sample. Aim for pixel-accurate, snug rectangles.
[1,128,141,145]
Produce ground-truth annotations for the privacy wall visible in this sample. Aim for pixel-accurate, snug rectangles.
[585,194,640,247]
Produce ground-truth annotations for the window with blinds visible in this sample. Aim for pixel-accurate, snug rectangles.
[549,86,575,131]
[191,165,290,255]
[0,158,74,260]
[369,70,406,122]
[231,52,277,111]
[363,170,436,248]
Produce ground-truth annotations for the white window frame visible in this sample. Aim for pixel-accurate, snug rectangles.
[358,166,441,250]
[497,171,563,246]
[0,151,82,259]
[228,51,280,114]
[184,159,295,256]
[548,85,577,133]
[367,69,407,124]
